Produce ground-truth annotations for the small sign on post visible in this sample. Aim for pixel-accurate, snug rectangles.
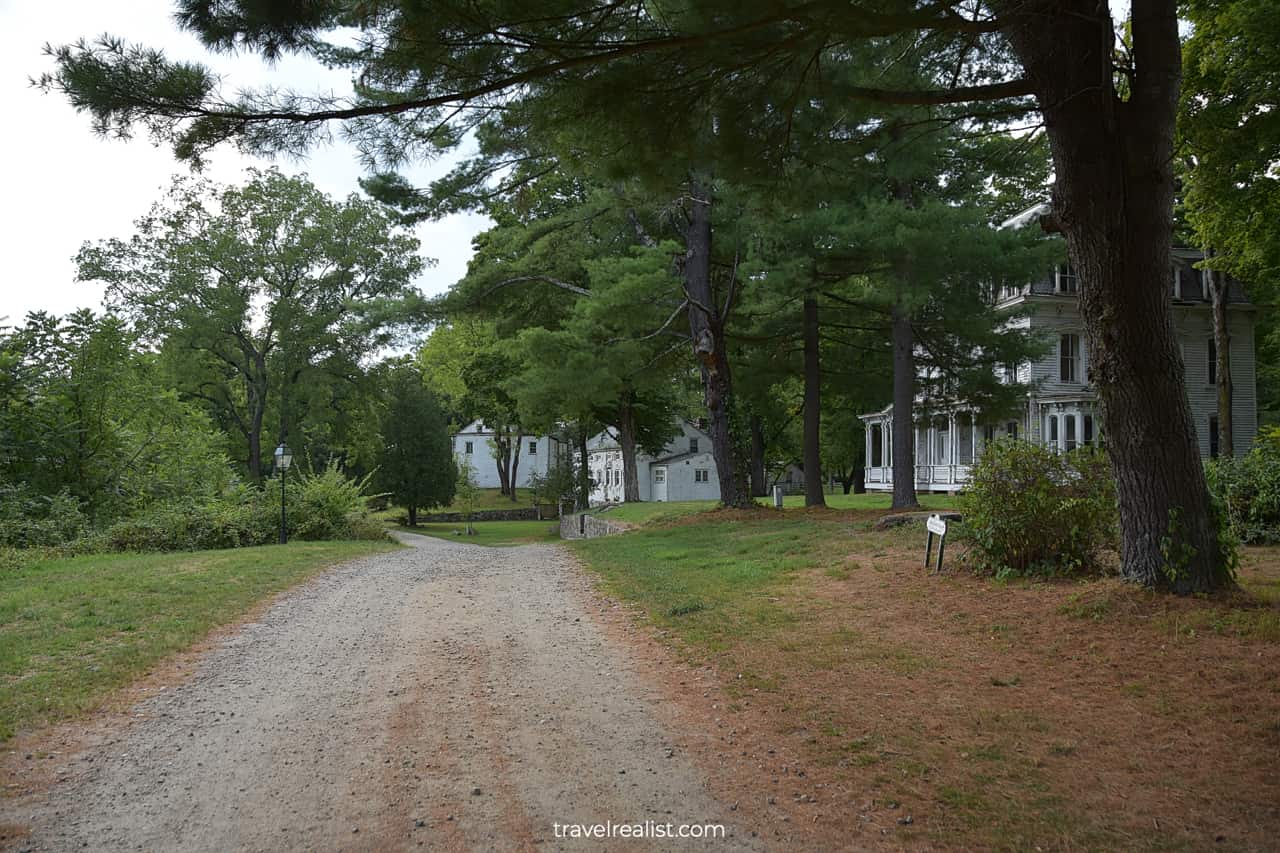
[924,514,948,573]
[773,485,784,509]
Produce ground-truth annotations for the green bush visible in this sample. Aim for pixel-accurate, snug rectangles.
[104,487,277,552]
[960,439,1118,578]
[0,485,88,549]
[284,461,386,541]
[1206,442,1280,544]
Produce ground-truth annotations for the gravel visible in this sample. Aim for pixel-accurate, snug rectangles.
[2,534,761,851]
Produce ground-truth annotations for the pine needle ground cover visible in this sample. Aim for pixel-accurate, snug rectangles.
[0,541,397,740]
[572,508,1280,850]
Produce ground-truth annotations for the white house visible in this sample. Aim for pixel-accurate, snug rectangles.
[452,420,564,489]
[860,246,1258,493]
[587,420,721,504]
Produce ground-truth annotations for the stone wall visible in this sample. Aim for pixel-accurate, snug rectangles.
[559,512,629,540]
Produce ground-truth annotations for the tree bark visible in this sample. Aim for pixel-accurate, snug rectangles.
[803,293,826,507]
[749,413,767,497]
[509,433,523,501]
[618,392,642,502]
[407,505,418,526]
[576,426,591,510]
[493,433,511,496]
[890,296,920,509]
[684,173,752,508]
[1002,0,1227,592]
[1208,259,1234,457]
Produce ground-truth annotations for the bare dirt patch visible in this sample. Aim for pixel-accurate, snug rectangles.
[583,527,1280,851]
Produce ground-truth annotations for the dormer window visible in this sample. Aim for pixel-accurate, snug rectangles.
[1055,264,1078,294]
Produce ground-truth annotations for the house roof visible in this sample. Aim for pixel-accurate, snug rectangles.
[651,449,713,465]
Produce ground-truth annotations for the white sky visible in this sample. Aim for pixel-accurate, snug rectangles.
[0,0,489,323]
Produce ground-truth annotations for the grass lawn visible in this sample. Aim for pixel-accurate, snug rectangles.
[0,540,397,740]
[374,489,536,525]
[571,509,1280,850]
[393,520,560,547]
[598,491,959,528]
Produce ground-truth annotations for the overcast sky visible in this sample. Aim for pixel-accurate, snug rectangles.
[0,0,489,324]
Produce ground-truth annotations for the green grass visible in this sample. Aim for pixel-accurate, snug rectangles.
[597,492,960,529]
[393,520,560,547]
[0,540,397,740]
[570,514,852,651]
[775,492,961,510]
[374,488,537,524]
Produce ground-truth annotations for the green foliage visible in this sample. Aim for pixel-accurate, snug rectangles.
[75,169,425,481]
[285,461,384,542]
[960,440,1118,578]
[0,484,88,549]
[527,454,579,506]
[103,486,276,552]
[1206,443,1280,544]
[374,365,456,520]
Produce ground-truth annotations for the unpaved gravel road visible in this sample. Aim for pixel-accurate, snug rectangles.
[1,534,762,852]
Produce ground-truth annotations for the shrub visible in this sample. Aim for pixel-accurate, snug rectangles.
[960,439,1117,578]
[104,487,277,552]
[1206,442,1280,544]
[284,460,386,541]
[0,485,88,549]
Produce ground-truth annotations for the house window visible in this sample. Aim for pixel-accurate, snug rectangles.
[1060,334,1081,382]
[1209,415,1220,459]
[654,468,666,484]
[689,437,699,453]
[871,424,883,467]
[464,441,474,454]
[528,440,537,455]
[1006,421,1018,439]
[1083,415,1095,446]
[1064,414,1078,452]
[1048,415,1059,451]
[1207,338,1217,385]
[1004,361,1018,384]
[1055,263,1078,294]
[695,468,710,483]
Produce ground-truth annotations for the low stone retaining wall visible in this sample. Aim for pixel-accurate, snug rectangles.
[560,512,629,540]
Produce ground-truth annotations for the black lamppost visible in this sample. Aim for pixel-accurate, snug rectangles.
[274,443,293,544]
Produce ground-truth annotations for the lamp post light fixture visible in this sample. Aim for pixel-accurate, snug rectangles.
[274,443,293,545]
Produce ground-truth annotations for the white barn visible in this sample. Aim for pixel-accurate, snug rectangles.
[860,247,1258,493]
[452,420,564,489]
[588,420,721,504]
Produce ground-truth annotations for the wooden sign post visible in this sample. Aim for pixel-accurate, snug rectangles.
[924,514,948,573]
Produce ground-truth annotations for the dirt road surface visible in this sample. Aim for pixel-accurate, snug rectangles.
[1,534,762,851]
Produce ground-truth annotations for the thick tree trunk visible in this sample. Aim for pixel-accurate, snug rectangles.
[1208,262,1234,457]
[890,298,920,509]
[407,505,418,526]
[1003,0,1227,592]
[577,428,591,510]
[509,434,523,501]
[749,414,767,498]
[684,173,752,508]
[618,393,642,502]
[494,434,511,496]
[802,293,826,507]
